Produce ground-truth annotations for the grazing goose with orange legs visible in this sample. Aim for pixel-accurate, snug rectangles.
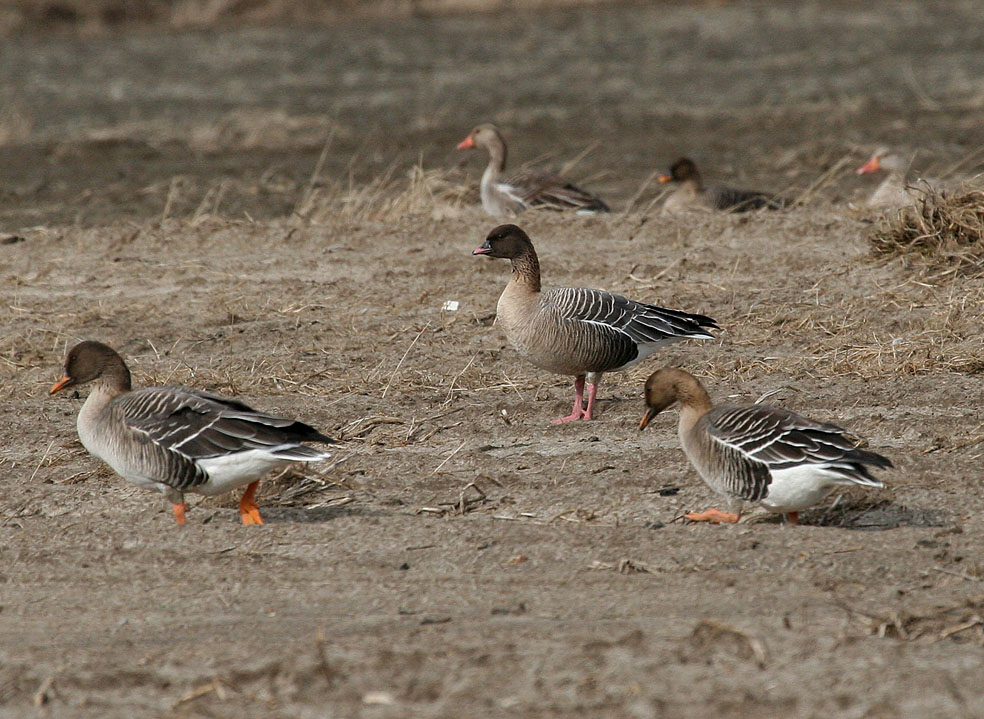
[49,341,334,525]
[473,225,717,423]
[457,124,610,216]
[639,368,891,524]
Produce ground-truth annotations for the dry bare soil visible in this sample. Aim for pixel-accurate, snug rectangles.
[3,2,984,717]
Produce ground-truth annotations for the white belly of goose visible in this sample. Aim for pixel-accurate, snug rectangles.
[194,450,295,496]
[759,465,862,514]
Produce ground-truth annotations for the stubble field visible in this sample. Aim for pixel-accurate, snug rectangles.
[2,2,984,717]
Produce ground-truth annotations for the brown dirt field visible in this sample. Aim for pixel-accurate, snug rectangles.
[3,2,984,717]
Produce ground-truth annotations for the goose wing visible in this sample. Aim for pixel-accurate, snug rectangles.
[503,168,610,212]
[706,405,890,486]
[535,287,716,372]
[549,287,717,345]
[709,184,785,212]
[114,386,332,490]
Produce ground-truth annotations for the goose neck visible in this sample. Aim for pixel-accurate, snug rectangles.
[677,384,713,436]
[77,379,123,429]
[509,249,541,292]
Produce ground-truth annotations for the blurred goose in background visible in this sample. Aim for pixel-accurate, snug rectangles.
[639,368,891,524]
[50,341,334,525]
[659,157,786,213]
[457,123,610,216]
[473,225,717,423]
[856,148,928,208]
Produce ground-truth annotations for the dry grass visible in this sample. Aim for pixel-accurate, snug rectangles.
[296,161,476,224]
[869,187,984,276]
[715,278,984,381]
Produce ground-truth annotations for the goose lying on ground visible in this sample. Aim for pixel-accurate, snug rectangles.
[473,225,717,423]
[457,123,610,216]
[659,157,786,213]
[638,368,891,524]
[856,148,928,209]
[49,341,334,525]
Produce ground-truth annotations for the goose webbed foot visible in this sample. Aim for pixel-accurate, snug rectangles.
[684,508,741,524]
[239,481,264,525]
[552,375,589,424]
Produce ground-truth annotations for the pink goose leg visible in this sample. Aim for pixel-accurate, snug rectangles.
[583,382,600,421]
[552,375,586,423]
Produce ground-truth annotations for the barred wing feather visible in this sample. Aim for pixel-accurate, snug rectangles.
[548,287,717,345]
[504,169,609,212]
[115,387,331,490]
[706,405,890,486]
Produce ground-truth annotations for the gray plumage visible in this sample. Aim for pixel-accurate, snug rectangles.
[660,157,786,214]
[474,225,716,422]
[111,385,333,492]
[50,341,333,523]
[458,123,609,216]
[640,368,891,522]
[692,404,891,503]
[535,286,717,374]
[706,184,785,212]
[501,167,611,214]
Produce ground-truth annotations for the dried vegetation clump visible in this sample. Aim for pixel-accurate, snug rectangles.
[869,187,984,276]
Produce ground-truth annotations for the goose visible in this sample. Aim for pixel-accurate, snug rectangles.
[473,225,717,423]
[659,157,786,213]
[49,341,334,525]
[638,368,891,524]
[456,123,610,216]
[856,148,926,209]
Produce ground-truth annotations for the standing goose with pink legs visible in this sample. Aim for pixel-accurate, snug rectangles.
[473,225,717,423]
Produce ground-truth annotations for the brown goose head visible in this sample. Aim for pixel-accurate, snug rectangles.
[456,123,506,153]
[640,368,683,429]
[640,367,717,430]
[659,157,700,184]
[640,368,714,429]
[472,224,534,259]
[50,341,131,394]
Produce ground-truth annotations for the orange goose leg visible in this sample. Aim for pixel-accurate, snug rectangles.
[685,508,741,524]
[239,481,264,525]
[553,375,587,424]
[785,512,799,525]
[172,503,188,525]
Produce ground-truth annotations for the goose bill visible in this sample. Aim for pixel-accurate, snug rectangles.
[857,156,880,175]
[457,136,476,150]
[657,175,673,184]
[639,406,659,431]
[49,374,73,394]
